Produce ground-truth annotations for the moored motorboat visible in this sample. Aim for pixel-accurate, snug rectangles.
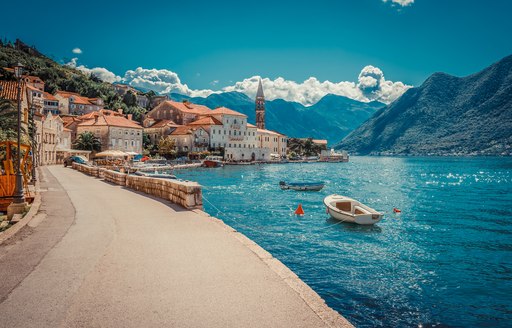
[323,194,383,225]
[279,181,325,191]
[202,156,224,168]
[132,171,177,180]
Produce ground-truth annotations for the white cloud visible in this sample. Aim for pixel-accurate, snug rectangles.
[65,58,411,105]
[221,66,411,105]
[383,0,414,7]
[65,58,122,83]
[72,48,82,54]
[122,67,214,98]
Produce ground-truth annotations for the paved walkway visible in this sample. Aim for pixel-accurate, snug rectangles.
[0,166,351,328]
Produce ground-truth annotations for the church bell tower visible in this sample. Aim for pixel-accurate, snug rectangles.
[255,79,265,129]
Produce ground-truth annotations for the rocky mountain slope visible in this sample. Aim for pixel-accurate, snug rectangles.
[336,55,512,155]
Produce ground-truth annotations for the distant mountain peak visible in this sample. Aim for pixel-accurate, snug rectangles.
[336,54,512,156]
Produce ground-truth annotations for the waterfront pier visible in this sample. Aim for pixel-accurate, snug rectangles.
[0,166,352,327]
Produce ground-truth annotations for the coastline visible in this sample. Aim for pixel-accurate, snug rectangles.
[193,208,354,328]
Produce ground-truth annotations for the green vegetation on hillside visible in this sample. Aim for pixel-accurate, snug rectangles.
[0,40,147,121]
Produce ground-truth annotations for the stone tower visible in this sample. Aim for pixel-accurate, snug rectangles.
[255,79,265,129]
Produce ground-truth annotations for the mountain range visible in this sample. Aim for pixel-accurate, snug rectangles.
[170,92,384,145]
[336,55,512,156]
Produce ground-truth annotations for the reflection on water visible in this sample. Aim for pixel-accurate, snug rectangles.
[177,157,512,328]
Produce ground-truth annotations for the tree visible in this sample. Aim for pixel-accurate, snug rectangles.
[158,136,176,159]
[287,138,304,155]
[73,131,101,151]
[0,99,28,142]
[142,132,152,150]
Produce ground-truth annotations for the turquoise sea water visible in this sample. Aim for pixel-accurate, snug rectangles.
[176,157,512,328]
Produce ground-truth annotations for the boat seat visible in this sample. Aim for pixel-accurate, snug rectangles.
[354,206,370,215]
[335,202,352,212]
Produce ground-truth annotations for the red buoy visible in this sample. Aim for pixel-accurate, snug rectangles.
[295,204,305,216]
[393,208,401,213]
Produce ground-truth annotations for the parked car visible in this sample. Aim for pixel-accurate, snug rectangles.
[63,155,89,167]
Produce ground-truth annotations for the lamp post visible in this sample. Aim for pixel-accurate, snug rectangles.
[13,63,25,204]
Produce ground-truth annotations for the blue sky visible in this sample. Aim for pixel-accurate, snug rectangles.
[2,0,511,104]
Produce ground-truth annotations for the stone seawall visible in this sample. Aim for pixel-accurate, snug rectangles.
[72,163,202,210]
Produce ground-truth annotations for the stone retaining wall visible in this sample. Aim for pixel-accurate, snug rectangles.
[72,162,98,176]
[72,164,202,210]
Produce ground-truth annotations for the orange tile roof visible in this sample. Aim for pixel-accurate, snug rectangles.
[55,90,80,97]
[188,116,222,126]
[0,80,25,101]
[26,84,43,93]
[43,92,58,101]
[246,123,257,128]
[207,106,247,117]
[56,91,95,105]
[152,100,212,116]
[60,115,82,124]
[170,126,195,136]
[78,109,123,120]
[257,128,285,136]
[148,119,179,129]
[78,114,142,129]
[24,75,43,83]
[312,139,327,145]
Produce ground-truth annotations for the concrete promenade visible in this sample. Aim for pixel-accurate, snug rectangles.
[0,166,352,328]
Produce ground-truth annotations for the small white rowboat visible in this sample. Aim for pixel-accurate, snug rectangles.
[323,194,383,225]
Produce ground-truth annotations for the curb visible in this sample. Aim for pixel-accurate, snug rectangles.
[192,209,354,328]
[0,169,42,245]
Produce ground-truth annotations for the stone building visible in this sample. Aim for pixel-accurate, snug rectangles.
[55,91,104,115]
[149,95,169,109]
[143,119,179,148]
[202,107,263,161]
[77,111,143,153]
[39,113,64,165]
[144,100,211,126]
[168,126,209,154]
[257,128,288,159]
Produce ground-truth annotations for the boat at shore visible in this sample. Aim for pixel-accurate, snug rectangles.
[323,194,383,225]
[279,181,325,191]
[202,156,224,168]
[132,171,177,180]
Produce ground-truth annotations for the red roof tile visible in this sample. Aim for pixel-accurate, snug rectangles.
[170,126,195,135]
[148,119,179,129]
[207,106,247,117]
[0,80,26,101]
[188,116,222,126]
[78,114,142,129]
[43,92,58,101]
[152,100,212,115]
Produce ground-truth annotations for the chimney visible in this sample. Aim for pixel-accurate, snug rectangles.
[127,114,133,121]
[118,108,123,114]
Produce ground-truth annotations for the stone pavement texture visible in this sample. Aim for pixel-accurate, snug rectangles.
[0,166,351,328]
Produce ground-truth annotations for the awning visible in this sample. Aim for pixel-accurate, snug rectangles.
[94,150,129,158]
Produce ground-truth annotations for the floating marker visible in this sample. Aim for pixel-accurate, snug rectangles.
[295,204,305,216]
[393,208,401,213]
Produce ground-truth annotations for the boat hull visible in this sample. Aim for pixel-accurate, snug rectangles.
[203,160,223,168]
[279,181,324,191]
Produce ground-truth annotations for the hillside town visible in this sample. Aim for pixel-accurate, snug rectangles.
[1,65,311,165]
